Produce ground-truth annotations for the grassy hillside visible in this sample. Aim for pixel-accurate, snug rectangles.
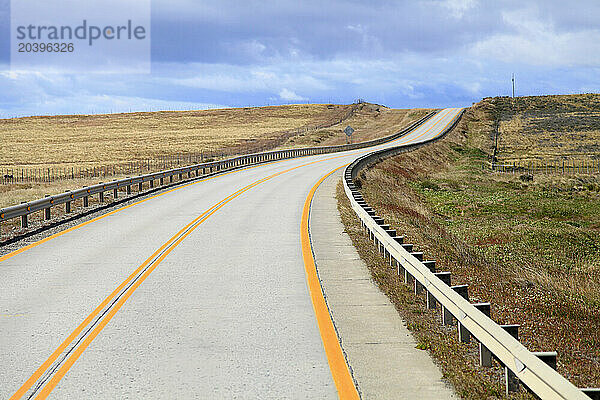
[339,97,600,398]
[481,94,600,162]
[0,104,352,171]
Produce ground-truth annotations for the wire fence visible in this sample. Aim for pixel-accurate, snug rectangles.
[1,103,361,185]
[487,159,600,175]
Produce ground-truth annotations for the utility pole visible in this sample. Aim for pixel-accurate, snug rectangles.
[511,73,515,98]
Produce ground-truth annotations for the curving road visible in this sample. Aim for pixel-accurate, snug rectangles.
[0,108,462,399]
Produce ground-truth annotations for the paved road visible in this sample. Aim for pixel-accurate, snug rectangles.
[0,108,462,399]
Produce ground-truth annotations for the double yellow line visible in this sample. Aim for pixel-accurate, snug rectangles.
[8,108,458,399]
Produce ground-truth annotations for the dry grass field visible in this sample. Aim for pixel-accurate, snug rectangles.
[485,94,600,162]
[0,103,352,172]
[1,103,353,208]
[340,97,600,398]
[0,102,429,240]
[283,103,430,147]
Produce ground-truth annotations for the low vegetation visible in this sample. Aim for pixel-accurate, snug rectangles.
[338,96,600,398]
[0,103,428,239]
[485,94,600,162]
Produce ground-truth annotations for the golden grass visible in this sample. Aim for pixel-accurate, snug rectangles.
[0,103,429,209]
[283,104,431,147]
[0,104,355,169]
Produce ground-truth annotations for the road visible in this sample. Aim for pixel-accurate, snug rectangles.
[0,108,462,399]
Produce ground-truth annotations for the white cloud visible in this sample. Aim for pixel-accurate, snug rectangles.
[470,7,600,67]
[279,88,307,101]
[440,0,477,18]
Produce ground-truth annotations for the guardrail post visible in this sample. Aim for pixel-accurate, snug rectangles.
[179,172,183,179]
[138,182,143,191]
[149,179,154,188]
[501,324,520,393]
[170,175,174,183]
[113,188,118,199]
[450,285,469,332]
[160,177,164,185]
[65,191,71,213]
[83,195,89,207]
[20,202,28,228]
[430,272,451,310]
[472,303,492,366]
[44,195,51,220]
[127,184,131,195]
[581,389,600,400]
[99,189,104,203]
[534,352,557,370]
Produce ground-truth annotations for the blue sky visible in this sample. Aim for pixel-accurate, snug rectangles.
[1,0,600,117]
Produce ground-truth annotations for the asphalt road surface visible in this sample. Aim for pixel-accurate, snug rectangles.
[1,108,462,399]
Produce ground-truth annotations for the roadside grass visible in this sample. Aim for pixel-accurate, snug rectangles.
[337,181,531,400]
[485,94,600,161]
[337,100,600,397]
[0,103,428,239]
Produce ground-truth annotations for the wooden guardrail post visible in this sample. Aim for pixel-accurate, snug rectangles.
[82,188,89,208]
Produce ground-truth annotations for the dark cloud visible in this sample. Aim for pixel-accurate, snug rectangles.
[150,1,508,64]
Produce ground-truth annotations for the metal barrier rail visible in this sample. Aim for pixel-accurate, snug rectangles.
[342,110,599,399]
[0,111,437,230]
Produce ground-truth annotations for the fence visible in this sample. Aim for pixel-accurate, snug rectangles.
[1,103,361,186]
[489,159,600,175]
[0,110,436,237]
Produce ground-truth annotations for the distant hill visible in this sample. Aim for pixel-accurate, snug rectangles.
[478,94,600,162]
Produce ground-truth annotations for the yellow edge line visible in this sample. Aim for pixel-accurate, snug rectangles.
[11,108,459,399]
[17,153,349,400]
[301,164,360,400]
[296,109,457,399]
[0,108,452,265]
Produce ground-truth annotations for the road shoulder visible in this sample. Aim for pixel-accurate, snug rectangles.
[310,171,457,399]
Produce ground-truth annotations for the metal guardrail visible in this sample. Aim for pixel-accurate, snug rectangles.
[0,111,437,231]
[342,110,598,399]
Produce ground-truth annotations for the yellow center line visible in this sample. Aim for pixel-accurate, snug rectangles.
[15,153,351,400]
[10,108,460,399]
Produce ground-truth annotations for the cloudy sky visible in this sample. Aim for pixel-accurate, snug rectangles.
[1,0,600,117]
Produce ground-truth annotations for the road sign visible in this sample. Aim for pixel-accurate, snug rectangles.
[344,126,354,137]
